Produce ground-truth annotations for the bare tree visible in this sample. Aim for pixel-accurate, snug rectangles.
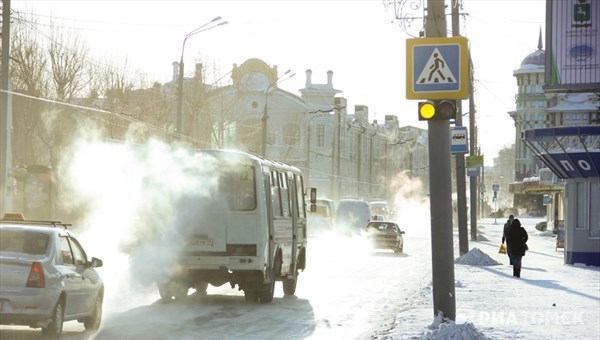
[9,13,51,166]
[48,23,89,101]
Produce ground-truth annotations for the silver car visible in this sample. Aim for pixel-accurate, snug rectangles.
[0,214,104,338]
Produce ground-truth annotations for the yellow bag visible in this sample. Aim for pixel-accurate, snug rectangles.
[498,244,507,254]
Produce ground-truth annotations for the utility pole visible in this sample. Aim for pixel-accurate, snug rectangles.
[1,0,11,216]
[469,54,479,240]
[425,0,456,321]
[451,0,468,256]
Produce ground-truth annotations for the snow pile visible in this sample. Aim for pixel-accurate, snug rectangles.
[455,248,501,266]
[476,234,490,242]
[421,321,489,339]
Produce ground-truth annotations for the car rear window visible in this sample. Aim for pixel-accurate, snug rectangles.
[0,229,50,255]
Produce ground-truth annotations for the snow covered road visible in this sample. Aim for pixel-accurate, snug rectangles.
[1,222,434,340]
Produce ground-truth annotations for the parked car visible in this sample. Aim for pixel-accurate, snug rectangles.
[0,213,104,338]
[363,221,405,253]
[336,199,372,236]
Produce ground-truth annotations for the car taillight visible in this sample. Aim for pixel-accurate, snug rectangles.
[26,262,45,288]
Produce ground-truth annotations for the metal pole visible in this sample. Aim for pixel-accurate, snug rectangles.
[426,0,456,322]
[451,0,469,256]
[261,70,293,158]
[306,120,311,185]
[1,0,11,216]
[261,91,269,157]
[469,54,478,241]
[176,57,184,135]
[176,17,225,137]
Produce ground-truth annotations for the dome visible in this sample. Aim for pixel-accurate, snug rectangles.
[521,49,545,67]
[520,28,545,67]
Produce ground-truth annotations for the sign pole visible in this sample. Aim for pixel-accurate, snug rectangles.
[424,0,456,322]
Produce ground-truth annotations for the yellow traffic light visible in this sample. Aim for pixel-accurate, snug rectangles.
[419,102,436,120]
[418,100,457,121]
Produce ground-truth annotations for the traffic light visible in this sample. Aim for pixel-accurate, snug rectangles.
[418,100,457,121]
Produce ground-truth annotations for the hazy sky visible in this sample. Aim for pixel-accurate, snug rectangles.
[11,0,546,165]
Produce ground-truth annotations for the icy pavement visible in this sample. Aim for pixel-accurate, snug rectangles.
[386,217,600,340]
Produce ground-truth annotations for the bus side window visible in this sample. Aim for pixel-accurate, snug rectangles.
[279,172,290,217]
[271,170,282,217]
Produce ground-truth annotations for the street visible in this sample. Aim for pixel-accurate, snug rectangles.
[0,222,433,340]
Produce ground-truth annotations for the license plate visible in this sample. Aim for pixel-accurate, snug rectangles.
[189,236,213,246]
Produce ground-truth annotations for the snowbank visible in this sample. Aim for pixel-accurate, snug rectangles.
[421,320,488,339]
[419,314,489,340]
[454,247,501,266]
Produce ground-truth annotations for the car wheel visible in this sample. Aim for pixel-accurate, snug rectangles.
[42,299,64,339]
[84,293,103,330]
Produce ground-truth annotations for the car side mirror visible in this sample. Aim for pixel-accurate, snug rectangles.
[401,231,405,234]
[90,257,103,268]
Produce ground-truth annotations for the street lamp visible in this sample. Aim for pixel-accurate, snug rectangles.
[176,16,227,136]
[261,69,295,157]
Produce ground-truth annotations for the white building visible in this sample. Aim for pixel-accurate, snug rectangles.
[199,58,427,203]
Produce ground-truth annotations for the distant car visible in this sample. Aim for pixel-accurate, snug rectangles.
[371,215,385,221]
[363,221,405,253]
[336,199,372,236]
[0,213,104,338]
[369,200,392,220]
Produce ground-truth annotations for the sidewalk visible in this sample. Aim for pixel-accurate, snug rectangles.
[388,217,600,339]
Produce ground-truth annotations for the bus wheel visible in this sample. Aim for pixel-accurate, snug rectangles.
[157,282,173,301]
[259,255,280,303]
[172,283,189,300]
[259,276,275,303]
[244,289,259,302]
[283,269,298,296]
[194,282,208,296]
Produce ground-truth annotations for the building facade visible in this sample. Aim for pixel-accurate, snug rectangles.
[200,58,428,204]
[511,16,599,266]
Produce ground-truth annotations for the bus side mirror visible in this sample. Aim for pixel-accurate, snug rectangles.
[310,204,317,213]
[305,187,317,204]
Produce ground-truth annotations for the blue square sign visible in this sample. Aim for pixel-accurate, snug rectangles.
[406,37,469,100]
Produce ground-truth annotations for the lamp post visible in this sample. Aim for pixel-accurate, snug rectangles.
[261,69,295,157]
[176,16,227,136]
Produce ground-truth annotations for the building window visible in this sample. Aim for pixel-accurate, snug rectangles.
[316,124,325,148]
[283,123,299,146]
[590,183,600,238]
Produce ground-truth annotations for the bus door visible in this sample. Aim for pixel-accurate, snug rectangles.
[264,167,275,277]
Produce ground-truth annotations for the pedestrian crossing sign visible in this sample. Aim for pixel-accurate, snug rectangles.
[406,37,469,100]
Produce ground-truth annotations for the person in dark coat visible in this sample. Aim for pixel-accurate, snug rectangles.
[506,218,528,278]
[502,214,514,265]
